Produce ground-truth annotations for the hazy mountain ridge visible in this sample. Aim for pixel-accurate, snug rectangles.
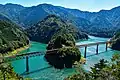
[0,3,120,37]
[0,13,11,21]
[0,3,25,24]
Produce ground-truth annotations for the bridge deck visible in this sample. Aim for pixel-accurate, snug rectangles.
[76,41,112,48]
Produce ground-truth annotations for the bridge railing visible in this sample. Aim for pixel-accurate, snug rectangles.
[76,41,114,58]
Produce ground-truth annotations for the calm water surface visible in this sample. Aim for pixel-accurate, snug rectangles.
[12,36,120,80]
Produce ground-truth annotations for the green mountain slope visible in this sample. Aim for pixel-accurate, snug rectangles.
[1,3,120,37]
[26,15,88,43]
[0,13,11,22]
[111,30,120,50]
[0,20,29,54]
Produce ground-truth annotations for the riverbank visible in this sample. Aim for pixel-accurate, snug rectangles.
[1,45,30,57]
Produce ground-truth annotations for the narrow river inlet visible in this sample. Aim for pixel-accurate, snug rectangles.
[11,36,120,80]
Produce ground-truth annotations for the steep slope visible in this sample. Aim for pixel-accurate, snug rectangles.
[0,3,91,28]
[66,7,120,37]
[0,3,25,24]
[0,3,120,37]
[21,4,91,29]
[45,33,81,69]
[0,20,29,54]
[0,13,11,21]
[111,30,120,50]
[85,15,115,37]
[18,4,48,27]
[26,15,88,43]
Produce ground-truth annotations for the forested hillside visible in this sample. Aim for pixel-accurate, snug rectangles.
[0,13,11,22]
[0,20,29,54]
[0,3,120,37]
[26,15,88,43]
[111,30,120,50]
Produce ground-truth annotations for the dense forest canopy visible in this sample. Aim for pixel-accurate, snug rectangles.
[0,13,30,80]
[0,20,29,54]
[65,54,120,80]
[111,30,120,50]
[45,32,81,69]
[0,3,120,37]
[0,63,30,80]
[26,15,88,44]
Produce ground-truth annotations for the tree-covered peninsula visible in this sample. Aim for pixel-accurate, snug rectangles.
[45,31,81,69]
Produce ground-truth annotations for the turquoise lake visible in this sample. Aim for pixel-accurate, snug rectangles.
[12,36,120,80]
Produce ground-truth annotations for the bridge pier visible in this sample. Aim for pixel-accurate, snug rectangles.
[84,46,87,58]
[96,44,99,55]
[106,43,108,51]
[77,41,113,58]
[26,56,29,74]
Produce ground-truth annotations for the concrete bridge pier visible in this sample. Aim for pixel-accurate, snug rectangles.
[96,44,99,55]
[84,46,87,58]
[26,56,29,74]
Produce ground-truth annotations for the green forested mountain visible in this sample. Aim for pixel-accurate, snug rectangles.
[26,15,88,43]
[111,30,120,50]
[0,3,120,37]
[0,20,29,54]
[0,13,11,22]
[0,3,25,25]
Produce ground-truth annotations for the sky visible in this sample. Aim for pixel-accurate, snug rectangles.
[0,0,120,12]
